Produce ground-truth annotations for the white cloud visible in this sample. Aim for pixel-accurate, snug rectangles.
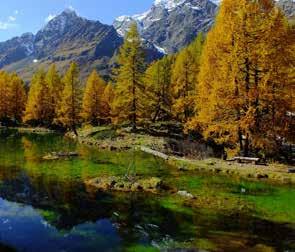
[8,16,16,22]
[0,22,16,30]
[0,11,18,30]
[45,14,56,23]
[14,10,19,15]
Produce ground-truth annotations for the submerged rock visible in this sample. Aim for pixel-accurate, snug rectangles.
[42,154,59,160]
[42,152,79,160]
[85,176,163,193]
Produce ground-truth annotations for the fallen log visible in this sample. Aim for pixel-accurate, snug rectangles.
[140,146,169,160]
[229,156,261,165]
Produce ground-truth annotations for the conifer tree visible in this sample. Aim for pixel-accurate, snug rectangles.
[23,70,51,125]
[0,71,11,123]
[189,0,294,156]
[81,70,106,125]
[56,62,82,134]
[144,55,174,122]
[101,83,115,124]
[112,23,145,130]
[46,64,63,122]
[8,73,26,123]
[171,33,203,123]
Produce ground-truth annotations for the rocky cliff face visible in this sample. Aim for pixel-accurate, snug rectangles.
[0,0,293,82]
[114,0,218,54]
[0,33,35,68]
[1,9,162,82]
[277,0,295,19]
[1,9,124,81]
[34,10,122,61]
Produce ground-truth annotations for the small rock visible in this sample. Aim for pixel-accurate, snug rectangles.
[177,190,195,199]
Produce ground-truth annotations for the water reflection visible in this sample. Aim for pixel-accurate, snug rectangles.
[0,198,121,252]
[0,129,294,251]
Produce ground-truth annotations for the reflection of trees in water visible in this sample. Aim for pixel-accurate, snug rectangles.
[0,132,294,250]
[0,167,294,251]
[0,243,17,252]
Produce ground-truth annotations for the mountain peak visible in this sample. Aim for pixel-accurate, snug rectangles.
[61,8,78,16]
[154,0,186,11]
[41,9,81,34]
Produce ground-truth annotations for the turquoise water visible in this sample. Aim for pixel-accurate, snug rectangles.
[0,129,294,252]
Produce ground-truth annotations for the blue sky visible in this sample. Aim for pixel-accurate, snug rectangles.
[0,0,154,42]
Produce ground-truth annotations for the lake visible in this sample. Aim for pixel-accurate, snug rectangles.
[0,129,294,252]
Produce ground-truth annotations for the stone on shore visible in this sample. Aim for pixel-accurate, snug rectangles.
[85,176,163,193]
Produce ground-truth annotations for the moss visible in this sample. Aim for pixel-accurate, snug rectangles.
[38,209,60,224]
[125,245,159,252]
[195,238,217,251]
[159,195,194,215]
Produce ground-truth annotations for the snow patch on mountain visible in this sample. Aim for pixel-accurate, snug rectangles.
[154,0,186,11]
[154,44,167,54]
[114,0,216,38]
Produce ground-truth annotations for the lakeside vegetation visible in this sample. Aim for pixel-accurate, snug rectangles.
[0,129,294,252]
[0,0,294,162]
[0,1,294,251]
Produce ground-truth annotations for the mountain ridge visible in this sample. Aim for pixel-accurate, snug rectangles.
[1,9,164,82]
[0,0,294,82]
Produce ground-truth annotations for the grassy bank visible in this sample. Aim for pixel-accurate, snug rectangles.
[65,126,294,185]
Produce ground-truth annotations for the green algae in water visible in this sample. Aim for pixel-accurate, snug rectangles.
[0,129,294,251]
[125,245,159,252]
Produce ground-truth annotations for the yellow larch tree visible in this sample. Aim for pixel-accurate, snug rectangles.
[144,55,174,122]
[0,71,11,123]
[23,69,51,125]
[112,23,146,130]
[81,70,106,125]
[101,83,115,124]
[189,0,294,156]
[46,64,63,122]
[56,62,82,134]
[8,73,26,123]
[171,33,203,123]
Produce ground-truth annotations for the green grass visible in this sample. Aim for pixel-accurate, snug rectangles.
[244,187,295,223]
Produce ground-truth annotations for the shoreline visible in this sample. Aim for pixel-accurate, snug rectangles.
[4,126,294,185]
[65,129,295,185]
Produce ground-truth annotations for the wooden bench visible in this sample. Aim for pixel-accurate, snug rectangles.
[228,156,261,165]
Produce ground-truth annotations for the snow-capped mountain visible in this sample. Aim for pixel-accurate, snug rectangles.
[114,0,218,53]
[0,9,162,81]
[0,0,293,81]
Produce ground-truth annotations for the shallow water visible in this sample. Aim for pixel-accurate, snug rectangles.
[0,129,294,252]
